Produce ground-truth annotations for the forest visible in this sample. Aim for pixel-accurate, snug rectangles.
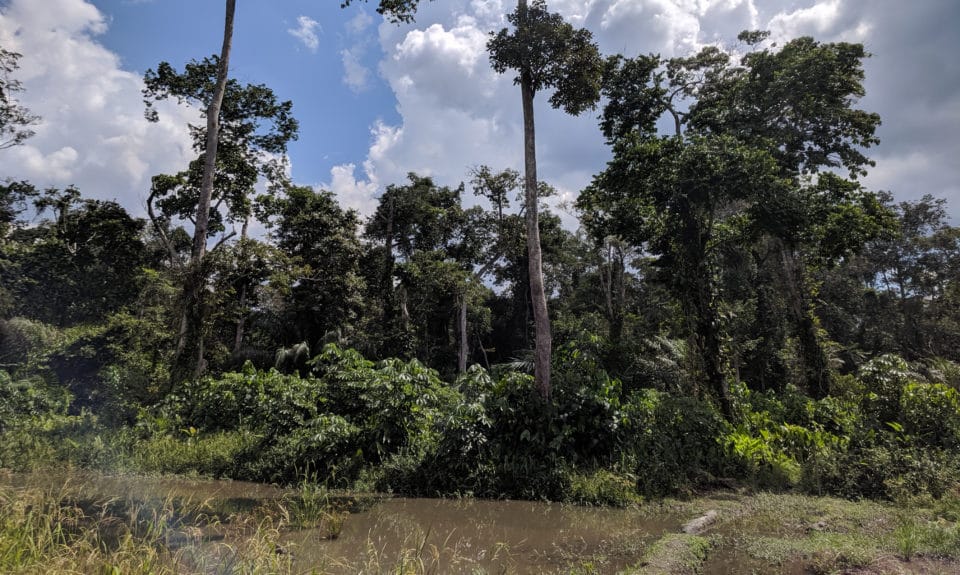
[3,0,960,571]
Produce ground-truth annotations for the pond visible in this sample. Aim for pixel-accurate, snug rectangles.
[0,470,678,574]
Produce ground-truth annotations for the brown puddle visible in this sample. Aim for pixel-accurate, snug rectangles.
[282,497,679,573]
[1,471,679,574]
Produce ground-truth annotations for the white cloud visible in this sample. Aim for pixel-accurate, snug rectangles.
[338,0,960,225]
[0,0,195,212]
[341,46,371,93]
[288,15,321,53]
[346,10,374,35]
[326,163,380,216]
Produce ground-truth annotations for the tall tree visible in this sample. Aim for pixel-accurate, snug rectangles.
[581,134,786,419]
[0,47,39,150]
[488,0,602,398]
[3,186,147,326]
[585,32,883,403]
[689,32,881,397]
[149,0,429,381]
[143,53,298,380]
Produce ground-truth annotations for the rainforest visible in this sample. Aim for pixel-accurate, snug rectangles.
[2,1,960,573]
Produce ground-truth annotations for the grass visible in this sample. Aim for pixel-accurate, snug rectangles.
[621,533,713,575]
[0,478,297,574]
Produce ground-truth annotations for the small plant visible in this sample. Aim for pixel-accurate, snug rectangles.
[893,516,921,560]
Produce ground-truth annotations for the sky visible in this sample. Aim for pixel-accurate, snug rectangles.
[0,0,958,230]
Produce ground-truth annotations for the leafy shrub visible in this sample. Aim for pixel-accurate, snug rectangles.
[0,317,63,372]
[567,468,641,506]
[900,382,960,449]
[162,363,325,434]
[404,365,494,496]
[0,371,69,430]
[801,440,958,500]
[859,354,913,427]
[622,390,731,495]
[237,415,362,484]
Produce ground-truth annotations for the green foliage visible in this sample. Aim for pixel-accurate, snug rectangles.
[622,389,732,495]
[3,189,148,327]
[858,353,912,426]
[143,56,298,234]
[900,382,960,449]
[0,317,64,372]
[0,370,69,430]
[133,430,256,476]
[259,185,364,348]
[163,364,324,434]
[567,469,641,506]
[0,47,39,149]
[488,0,603,115]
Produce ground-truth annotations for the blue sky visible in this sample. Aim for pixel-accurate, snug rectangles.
[1,0,958,229]
[91,0,400,191]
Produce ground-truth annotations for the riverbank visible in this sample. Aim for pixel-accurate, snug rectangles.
[2,469,958,574]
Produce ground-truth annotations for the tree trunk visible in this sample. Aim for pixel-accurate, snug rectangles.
[194,0,235,262]
[518,14,552,399]
[458,292,468,373]
[233,216,250,356]
[779,240,830,399]
[694,276,732,420]
[680,204,731,419]
[173,0,236,382]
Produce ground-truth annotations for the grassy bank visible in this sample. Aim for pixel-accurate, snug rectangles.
[627,491,960,574]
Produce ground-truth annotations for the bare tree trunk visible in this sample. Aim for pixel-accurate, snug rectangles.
[233,216,250,356]
[518,10,552,398]
[173,0,236,383]
[194,0,235,262]
[458,292,468,373]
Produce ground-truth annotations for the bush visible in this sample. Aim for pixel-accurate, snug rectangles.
[859,354,913,427]
[162,363,325,434]
[900,382,960,449]
[0,371,70,430]
[622,390,731,496]
[802,441,958,500]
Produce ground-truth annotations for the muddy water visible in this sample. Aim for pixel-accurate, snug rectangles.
[1,471,678,574]
[284,497,678,574]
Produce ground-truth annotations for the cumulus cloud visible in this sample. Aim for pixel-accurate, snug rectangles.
[288,15,321,53]
[326,162,380,216]
[0,0,195,212]
[341,46,372,93]
[333,0,960,222]
[340,0,760,215]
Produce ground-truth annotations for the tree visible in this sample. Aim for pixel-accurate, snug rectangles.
[581,135,786,418]
[688,32,882,397]
[0,47,39,150]
[584,32,884,404]
[149,0,428,382]
[259,184,364,350]
[488,0,602,399]
[819,194,960,363]
[362,174,477,372]
[143,53,298,380]
[3,186,147,326]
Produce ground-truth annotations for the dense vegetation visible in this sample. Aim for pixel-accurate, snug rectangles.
[3,15,960,507]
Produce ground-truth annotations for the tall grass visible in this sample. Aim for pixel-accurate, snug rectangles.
[0,481,294,574]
